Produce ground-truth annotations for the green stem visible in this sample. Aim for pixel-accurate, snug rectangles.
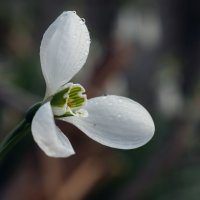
[0,119,27,147]
[0,102,41,161]
[0,119,31,161]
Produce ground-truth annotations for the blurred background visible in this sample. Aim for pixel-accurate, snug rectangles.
[0,0,200,199]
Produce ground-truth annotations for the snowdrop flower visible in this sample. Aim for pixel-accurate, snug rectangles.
[31,11,155,157]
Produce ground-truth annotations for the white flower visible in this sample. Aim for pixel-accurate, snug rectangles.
[31,11,155,157]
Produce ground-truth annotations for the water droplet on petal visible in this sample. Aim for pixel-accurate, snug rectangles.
[86,39,91,44]
[80,18,85,24]
[117,114,121,118]
[118,99,122,103]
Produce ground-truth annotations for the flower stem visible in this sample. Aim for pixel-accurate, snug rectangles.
[0,119,31,161]
[0,102,41,161]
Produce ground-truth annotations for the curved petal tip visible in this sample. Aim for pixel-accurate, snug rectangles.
[40,11,90,98]
[31,102,75,157]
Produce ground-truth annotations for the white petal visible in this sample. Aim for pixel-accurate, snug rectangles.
[31,102,75,157]
[63,95,155,149]
[40,11,90,98]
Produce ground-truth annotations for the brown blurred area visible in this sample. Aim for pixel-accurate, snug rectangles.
[0,0,200,200]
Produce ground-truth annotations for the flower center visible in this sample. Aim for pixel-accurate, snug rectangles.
[50,83,88,118]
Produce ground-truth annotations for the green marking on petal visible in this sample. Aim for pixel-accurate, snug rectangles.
[50,83,88,118]
[67,84,87,109]
[56,112,74,118]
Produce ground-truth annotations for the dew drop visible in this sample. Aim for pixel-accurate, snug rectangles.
[86,39,91,44]
[80,18,85,24]
[117,114,121,118]
[118,99,122,103]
